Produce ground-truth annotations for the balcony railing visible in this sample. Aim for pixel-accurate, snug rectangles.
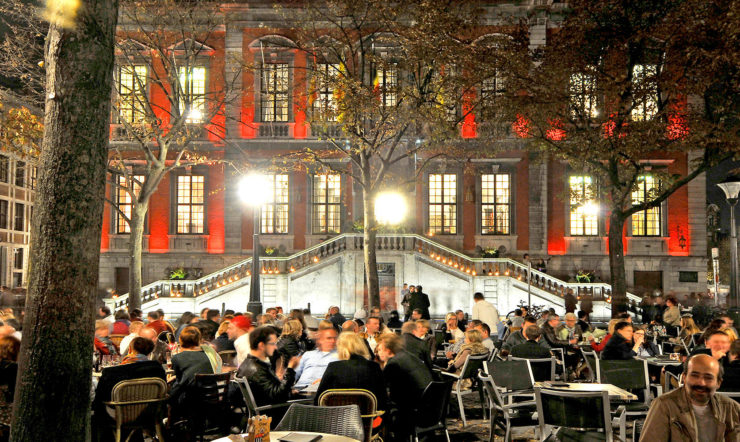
[108,233,640,310]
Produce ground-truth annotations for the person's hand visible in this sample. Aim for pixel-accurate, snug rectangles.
[587,335,595,342]
[445,351,453,359]
[288,356,301,369]
[634,334,644,346]
[569,338,578,344]
[712,349,726,361]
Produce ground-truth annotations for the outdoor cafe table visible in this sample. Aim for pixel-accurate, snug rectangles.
[534,382,638,401]
[216,431,360,442]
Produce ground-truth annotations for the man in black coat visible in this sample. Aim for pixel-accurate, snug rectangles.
[92,338,166,441]
[510,326,552,359]
[327,306,346,330]
[401,320,434,370]
[377,333,433,438]
[236,326,300,409]
[407,285,430,320]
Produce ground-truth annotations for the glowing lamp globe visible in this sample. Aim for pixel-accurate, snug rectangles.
[239,174,271,206]
[375,193,406,225]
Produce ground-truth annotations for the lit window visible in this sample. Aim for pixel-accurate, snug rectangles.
[0,200,8,229]
[0,156,9,183]
[176,175,205,234]
[178,66,207,124]
[14,161,25,187]
[261,174,290,234]
[632,175,661,236]
[569,73,598,119]
[481,70,505,100]
[569,175,598,236]
[312,63,339,122]
[631,64,658,121]
[312,174,341,234]
[429,174,457,234]
[117,65,148,124]
[481,174,510,235]
[115,175,144,234]
[261,63,289,122]
[13,202,24,232]
[375,65,397,108]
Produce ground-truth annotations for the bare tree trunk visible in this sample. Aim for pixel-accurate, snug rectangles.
[11,0,119,440]
[608,211,628,318]
[363,188,380,310]
[127,203,148,311]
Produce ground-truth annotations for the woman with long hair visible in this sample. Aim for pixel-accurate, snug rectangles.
[676,315,701,346]
[447,329,488,374]
[315,332,386,409]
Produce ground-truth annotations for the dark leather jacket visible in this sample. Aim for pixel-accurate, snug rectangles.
[237,355,295,406]
[542,322,571,348]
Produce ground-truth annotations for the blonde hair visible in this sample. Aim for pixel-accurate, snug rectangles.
[318,320,335,331]
[216,320,230,337]
[337,332,370,360]
[465,328,483,344]
[282,319,303,338]
[445,312,457,323]
[607,319,622,335]
[681,317,700,335]
[129,321,145,334]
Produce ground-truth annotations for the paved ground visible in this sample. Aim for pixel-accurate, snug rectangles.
[443,394,537,442]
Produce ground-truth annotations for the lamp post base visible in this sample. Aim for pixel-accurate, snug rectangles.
[247,301,263,317]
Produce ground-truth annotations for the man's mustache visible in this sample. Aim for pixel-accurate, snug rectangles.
[691,386,709,393]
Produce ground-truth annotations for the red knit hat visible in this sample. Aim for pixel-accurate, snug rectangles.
[231,315,252,331]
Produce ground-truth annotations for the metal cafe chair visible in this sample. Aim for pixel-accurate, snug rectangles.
[274,403,364,441]
[318,388,385,442]
[479,370,537,442]
[440,353,489,426]
[535,387,626,442]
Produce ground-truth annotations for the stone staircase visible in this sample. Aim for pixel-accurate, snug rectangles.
[104,234,640,319]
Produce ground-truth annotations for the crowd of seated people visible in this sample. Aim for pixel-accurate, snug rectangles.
[80,291,740,441]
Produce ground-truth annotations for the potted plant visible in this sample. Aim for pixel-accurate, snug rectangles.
[169,267,188,280]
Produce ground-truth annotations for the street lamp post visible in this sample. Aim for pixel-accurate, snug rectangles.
[239,174,271,316]
[717,175,740,308]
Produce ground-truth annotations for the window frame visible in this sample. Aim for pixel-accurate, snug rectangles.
[173,173,207,235]
[115,64,149,124]
[568,174,599,237]
[13,202,24,232]
[631,64,659,121]
[0,200,8,230]
[177,65,208,124]
[630,174,663,237]
[259,62,291,123]
[114,174,145,234]
[375,64,398,109]
[311,62,340,122]
[311,173,342,235]
[0,156,8,183]
[569,72,598,120]
[14,161,25,187]
[480,173,512,235]
[427,173,458,235]
[261,174,290,234]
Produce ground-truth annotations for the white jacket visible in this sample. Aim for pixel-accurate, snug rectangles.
[472,299,500,332]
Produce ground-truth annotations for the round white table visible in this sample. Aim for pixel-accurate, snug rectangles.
[213,431,360,442]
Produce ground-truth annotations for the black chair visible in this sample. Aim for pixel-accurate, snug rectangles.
[440,353,488,426]
[509,356,556,382]
[580,349,599,383]
[218,350,237,366]
[274,403,364,441]
[479,371,536,442]
[191,372,233,441]
[596,358,651,436]
[410,380,453,442]
[487,359,534,395]
[535,387,625,442]
[318,389,384,442]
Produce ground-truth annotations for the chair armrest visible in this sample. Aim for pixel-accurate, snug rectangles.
[611,405,627,442]
[503,400,537,409]
[104,398,168,406]
[440,371,460,380]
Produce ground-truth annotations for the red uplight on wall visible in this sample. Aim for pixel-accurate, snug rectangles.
[512,114,531,138]
[546,119,566,141]
[667,113,689,140]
